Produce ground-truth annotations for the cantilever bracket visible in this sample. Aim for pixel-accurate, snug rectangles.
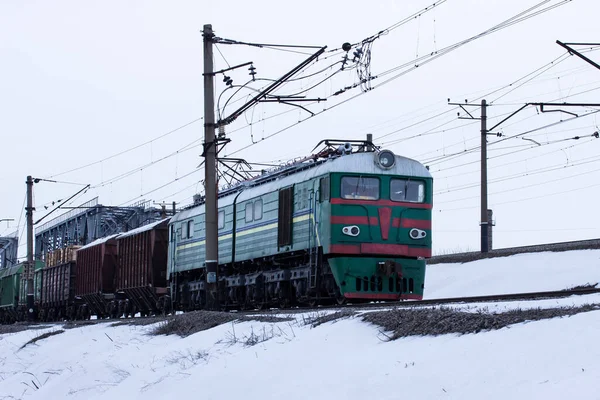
[538,104,578,117]
[458,104,476,119]
[202,61,254,77]
[556,40,600,71]
[258,98,326,116]
[522,137,541,146]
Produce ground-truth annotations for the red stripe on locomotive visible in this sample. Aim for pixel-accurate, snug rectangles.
[330,243,431,258]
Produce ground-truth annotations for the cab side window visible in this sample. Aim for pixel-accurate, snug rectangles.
[218,210,225,229]
[245,199,263,223]
[319,177,330,202]
[245,203,253,223]
[187,220,194,238]
[254,199,263,220]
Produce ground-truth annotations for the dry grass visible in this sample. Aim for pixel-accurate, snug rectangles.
[301,310,356,327]
[149,311,294,337]
[19,329,65,350]
[152,311,238,337]
[0,322,54,335]
[362,304,600,340]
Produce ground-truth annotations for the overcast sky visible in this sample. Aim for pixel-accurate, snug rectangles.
[1,0,599,257]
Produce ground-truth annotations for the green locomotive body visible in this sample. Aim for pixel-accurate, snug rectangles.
[168,144,432,309]
[327,169,432,300]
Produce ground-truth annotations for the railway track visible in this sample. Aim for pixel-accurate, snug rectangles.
[240,286,600,315]
[353,286,600,308]
[3,287,599,331]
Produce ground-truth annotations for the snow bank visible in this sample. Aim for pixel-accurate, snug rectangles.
[1,310,599,400]
[425,249,600,299]
[1,249,599,399]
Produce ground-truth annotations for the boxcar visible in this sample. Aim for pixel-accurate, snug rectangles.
[40,261,76,320]
[115,218,170,316]
[75,234,119,318]
[40,246,79,320]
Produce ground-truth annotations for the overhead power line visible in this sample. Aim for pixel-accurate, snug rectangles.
[45,117,203,179]
[372,0,572,85]
[436,177,600,212]
[422,108,600,167]
[435,145,600,196]
[432,133,596,179]
[117,168,200,207]
[231,0,571,156]
[436,161,600,206]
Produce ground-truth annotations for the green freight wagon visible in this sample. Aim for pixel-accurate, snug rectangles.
[0,260,43,323]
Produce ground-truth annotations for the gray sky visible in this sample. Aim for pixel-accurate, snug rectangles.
[1,0,599,258]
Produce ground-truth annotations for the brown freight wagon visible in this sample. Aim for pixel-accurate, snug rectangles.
[115,218,170,316]
[40,261,76,320]
[75,234,119,318]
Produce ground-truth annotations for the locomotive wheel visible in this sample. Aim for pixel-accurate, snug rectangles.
[278,298,290,309]
[307,298,319,308]
[335,295,347,306]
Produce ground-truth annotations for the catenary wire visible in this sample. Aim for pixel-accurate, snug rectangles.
[45,117,203,179]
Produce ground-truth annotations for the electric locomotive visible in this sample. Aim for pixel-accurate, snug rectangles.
[168,139,433,310]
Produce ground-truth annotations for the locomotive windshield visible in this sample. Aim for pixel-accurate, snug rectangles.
[390,179,425,203]
[341,176,380,200]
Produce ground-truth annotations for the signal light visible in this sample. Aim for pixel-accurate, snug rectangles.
[342,225,360,237]
[374,150,396,169]
[409,229,427,239]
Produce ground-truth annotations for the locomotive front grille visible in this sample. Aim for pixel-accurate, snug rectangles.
[354,275,413,294]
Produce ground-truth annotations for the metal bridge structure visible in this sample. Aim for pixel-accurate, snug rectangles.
[35,197,164,259]
[0,232,18,269]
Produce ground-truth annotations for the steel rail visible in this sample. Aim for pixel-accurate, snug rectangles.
[5,286,599,328]
[238,286,600,315]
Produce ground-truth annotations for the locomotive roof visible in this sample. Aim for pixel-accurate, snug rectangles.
[171,151,431,223]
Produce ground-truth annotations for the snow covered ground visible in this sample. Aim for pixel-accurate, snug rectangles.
[425,249,600,299]
[1,249,599,400]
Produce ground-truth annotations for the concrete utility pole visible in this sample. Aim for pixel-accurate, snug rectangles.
[480,99,489,253]
[449,99,493,253]
[25,175,35,320]
[203,24,219,310]
[450,76,600,254]
[200,28,326,307]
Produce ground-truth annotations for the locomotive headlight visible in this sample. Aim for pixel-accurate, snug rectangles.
[342,225,360,237]
[375,149,396,169]
[409,228,427,239]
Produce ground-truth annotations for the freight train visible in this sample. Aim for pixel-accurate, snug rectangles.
[0,140,433,323]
